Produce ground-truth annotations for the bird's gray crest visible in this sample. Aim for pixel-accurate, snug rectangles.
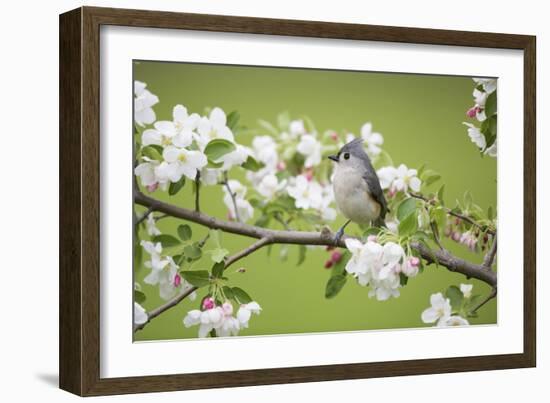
[339,137,367,157]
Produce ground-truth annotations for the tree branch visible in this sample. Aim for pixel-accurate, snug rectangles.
[134,285,198,332]
[482,235,497,269]
[225,237,273,269]
[135,191,497,287]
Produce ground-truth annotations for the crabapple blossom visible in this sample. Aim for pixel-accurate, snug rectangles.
[218,144,251,171]
[439,316,470,326]
[257,174,287,200]
[160,145,208,182]
[134,81,159,127]
[196,107,235,150]
[401,256,420,277]
[134,302,148,326]
[134,158,160,188]
[460,283,473,298]
[289,119,306,136]
[473,77,497,94]
[296,134,322,168]
[463,122,487,150]
[222,180,254,222]
[484,140,497,157]
[287,175,323,210]
[459,231,477,251]
[421,293,452,325]
[251,135,278,169]
[377,166,398,190]
[360,122,384,156]
[200,167,220,186]
[145,213,161,236]
[393,164,422,193]
[237,301,262,328]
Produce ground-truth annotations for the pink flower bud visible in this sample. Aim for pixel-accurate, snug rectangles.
[388,187,397,198]
[452,231,461,242]
[324,260,334,269]
[330,131,339,141]
[146,182,159,193]
[409,256,420,267]
[173,273,181,287]
[466,106,477,118]
[222,301,233,316]
[202,297,215,310]
[331,251,343,263]
[276,161,287,171]
[303,168,314,181]
[367,235,378,243]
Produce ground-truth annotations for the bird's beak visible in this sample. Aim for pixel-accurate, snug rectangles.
[328,154,338,162]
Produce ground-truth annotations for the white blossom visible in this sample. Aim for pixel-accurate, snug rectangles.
[134,302,148,326]
[377,166,398,190]
[134,81,159,127]
[145,213,161,236]
[222,180,254,222]
[360,122,384,156]
[421,293,452,325]
[158,146,208,183]
[200,168,220,186]
[257,174,287,200]
[218,144,251,171]
[463,122,486,150]
[439,315,470,326]
[196,107,234,150]
[134,158,160,187]
[237,301,262,328]
[289,119,306,137]
[484,140,497,158]
[460,284,473,298]
[393,164,421,193]
[287,175,323,210]
[296,134,322,168]
[473,77,497,94]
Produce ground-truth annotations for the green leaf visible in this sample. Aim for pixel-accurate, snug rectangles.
[241,155,264,172]
[232,287,253,304]
[297,245,307,266]
[184,244,202,260]
[211,262,225,278]
[430,207,447,237]
[446,285,464,312]
[363,226,382,239]
[398,212,418,237]
[464,190,473,210]
[481,115,497,148]
[397,198,417,221]
[487,206,494,220]
[399,272,409,286]
[203,139,236,162]
[254,215,271,228]
[222,286,235,300]
[421,169,441,187]
[437,184,445,205]
[177,224,192,241]
[226,111,240,130]
[168,176,186,195]
[141,145,163,161]
[373,149,394,169]
[331,250,350,276]
[152,234,181,248]
[134,290,146,304]
[485,91,497,117]
[325,274,347,299]
[209,247,229,263]
[180,270,210,288]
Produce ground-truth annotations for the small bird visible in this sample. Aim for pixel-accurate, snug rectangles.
[328,138,388,243]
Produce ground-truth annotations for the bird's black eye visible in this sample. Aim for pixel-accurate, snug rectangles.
[343,152,350,160]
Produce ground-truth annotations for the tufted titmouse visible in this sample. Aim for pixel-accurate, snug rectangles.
[328,138,388,242]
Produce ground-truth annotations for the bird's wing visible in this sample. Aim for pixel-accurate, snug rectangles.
[362,172,388,220]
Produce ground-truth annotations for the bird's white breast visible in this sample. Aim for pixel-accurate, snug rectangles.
[332,165,380,225]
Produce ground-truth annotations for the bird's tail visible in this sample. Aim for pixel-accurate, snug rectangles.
[373,217,386,228]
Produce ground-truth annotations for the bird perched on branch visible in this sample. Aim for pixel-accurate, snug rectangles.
[328,137,388,243]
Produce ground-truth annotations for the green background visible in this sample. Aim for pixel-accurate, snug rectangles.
[133,61,497,341]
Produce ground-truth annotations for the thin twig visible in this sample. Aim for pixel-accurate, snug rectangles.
[134,285,198,332]
[225,237,273,269]
[482,235,498,269]
[135,205,154,226]
[409,192,495,236]
[471,287,497,314]
[195,170,201,213]
[222,172,241,222]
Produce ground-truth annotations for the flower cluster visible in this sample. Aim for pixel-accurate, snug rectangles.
[141,240,197,301]
[421,284,473,327]
[183,298,262,338]
[286,174,336,221]
[463,78,497,157]
[344,237,419,301]
[377,164,422,196]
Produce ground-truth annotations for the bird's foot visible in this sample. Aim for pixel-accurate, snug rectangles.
[333,227,345,245]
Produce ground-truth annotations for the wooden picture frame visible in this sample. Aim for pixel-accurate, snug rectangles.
[59,6,536,396]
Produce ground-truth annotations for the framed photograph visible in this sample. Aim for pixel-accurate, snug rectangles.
[59,6,536,396]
